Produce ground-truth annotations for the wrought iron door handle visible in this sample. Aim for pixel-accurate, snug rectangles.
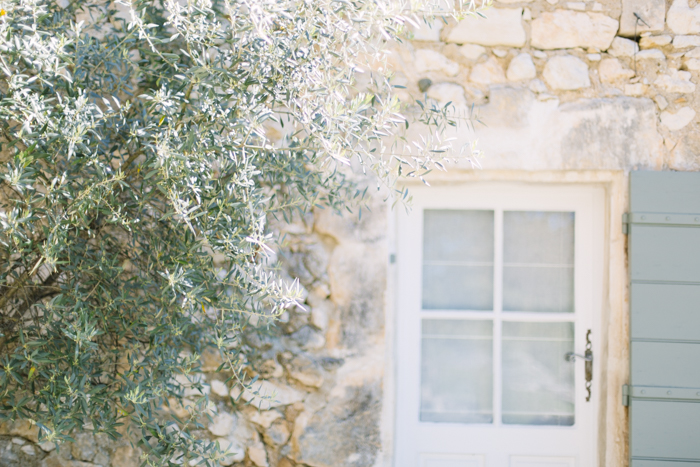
[564,330,593,402]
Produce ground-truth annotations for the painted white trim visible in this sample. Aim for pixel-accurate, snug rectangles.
[388,181,606,467]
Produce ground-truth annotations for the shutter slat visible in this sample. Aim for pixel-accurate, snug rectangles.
[631,284,700,341]
[631,342,700,387]
[630,225,700,283]
[631,400,700,459]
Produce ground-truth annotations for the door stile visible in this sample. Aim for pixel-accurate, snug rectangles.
[493,208,504,428]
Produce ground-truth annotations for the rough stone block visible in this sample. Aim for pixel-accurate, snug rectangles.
[660,107,696,131]
[411,19,443,41]
[599,58,636,83]
[543,55,591,90]
[414,49,460,76]
[654,70,696,93]
[673,35,700,49]
[531,11,618,50]
[640,35,672,48]
[619,0,665,36]
[446,8,526,47]
[609,37,639,58]
[470,57,506,85]
[636,49,666,60]
[507,53,537,81]
[426,82,467,106]
[668,0,700,35]
[459,44,486,61]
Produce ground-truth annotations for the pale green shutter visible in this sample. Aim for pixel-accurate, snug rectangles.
[626,171,700,466]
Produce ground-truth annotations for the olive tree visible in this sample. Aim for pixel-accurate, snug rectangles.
[0,0,481,464]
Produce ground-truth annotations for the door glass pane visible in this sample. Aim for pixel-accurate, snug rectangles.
[420,319,493,423]
[502,321,575,426]
[422,210,494,310]
[503,211,574,312]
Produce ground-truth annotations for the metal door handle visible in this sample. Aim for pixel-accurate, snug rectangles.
[564,330,593,402]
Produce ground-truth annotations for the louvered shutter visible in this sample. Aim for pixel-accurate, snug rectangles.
[626,171,700,466]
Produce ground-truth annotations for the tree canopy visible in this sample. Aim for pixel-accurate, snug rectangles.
[0,0,480,464]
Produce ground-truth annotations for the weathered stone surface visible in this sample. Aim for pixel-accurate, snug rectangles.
[668,0,700,35]
[286,356,324,388]
[507,53,537,81]
[310,299,332,331]
[609,36,639,58]
[313,196,386,243]
[670,132,700,169]
[208,412,237,437]
[685,58,700,71]
[248,409,282,429]
[297,383,382,467]
[70,433,96,462]
[411,19,443,41]
[558,98,661,169]
[654,70,696,93]
[109,445,141,467]
[619,0,666,36]
[414,49,460,76]
[446,8,526,47]
[426,82,467,106]
[660,107,696,131]
[640,35,672,48]
[458,44,486,61]
[543,55,591,90]
[248,440,269,467]
[636,49,666,61]
[480,86,536,128]
[265,419,291,446]
[240,380,304,410]
[327,243,386,348]
[673,35,700,49]
[215,438,245,466]
[531,11,618,50]
[687,47,700,58]
[470,57,506,85]
[599,58,635,83]
[625,83,646,96]
[211,380,229,397]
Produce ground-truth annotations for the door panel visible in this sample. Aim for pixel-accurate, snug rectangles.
[395,184,603,467]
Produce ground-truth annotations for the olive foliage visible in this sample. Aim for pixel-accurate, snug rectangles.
[0,0,480,464]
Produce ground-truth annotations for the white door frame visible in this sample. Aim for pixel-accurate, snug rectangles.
[390,182,605,467]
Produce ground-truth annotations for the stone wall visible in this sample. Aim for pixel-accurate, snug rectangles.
[3,1,700,466]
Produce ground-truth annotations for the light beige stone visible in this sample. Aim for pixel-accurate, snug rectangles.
[411,19,443,41]
[426,82,467,106]
[543,55,591,90]
[685,58,700,70]
[209,412,237,437]
[668,0,700,35]
[265,419,291,445]
[507,53,537,81]
[654,95,669,110]
[20,445,35,456]
[686,47,700,58]
[531,11,618,50]
[493,48,508,58]
[636,49,666,61]
[215,438,245,466]
[523,8,532,20]
[674,35,700,49]
[470,57,506,84]
[566,2,585,10]
[414,49,460,76]
[211,380,229,397]
[660,107,696,130]
[587,53,602,61]
[609,36,639,58]
[248,440,269,467]
[624,83,646,96]
[459,44,487,61]
[248,409,282,429]
[592,2,603,10]
[654,70,696,93]
[446,8,526,47]
[239,380,304,409]
[640,35,672,48]
[619,0,666,36]
[310,300,332,330]
[599,58,636,83]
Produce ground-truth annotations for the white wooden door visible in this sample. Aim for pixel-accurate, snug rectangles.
[394,183,603,467]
